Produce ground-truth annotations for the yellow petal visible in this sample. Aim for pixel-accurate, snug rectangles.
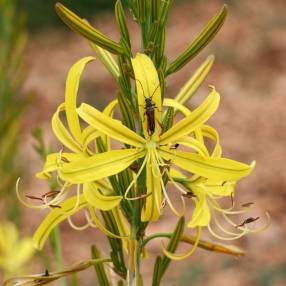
[159,148,255,181]
[59,149,145,183]
[188,192,210,227]
[52,103,82,153]
[111,207,130,252]
[82,125,101,152]
[131,53,161,139]
[201,125,222,157]
[36,153,83,180]
[65,56,96,144]
[176,136,209,157]
[141,151,161,222]
[159,87,220,145]
[33,195,88,250]
[83,183,122,211]
[78,103,145,148]
[163,98,191,117]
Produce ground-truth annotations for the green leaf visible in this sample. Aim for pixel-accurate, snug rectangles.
[118,91,136,132]
[175,55,215,106]
[151,256,162,286]
[55,3,123,55]
[89,43,120,81]
[166,5,227,75]
[91,245,110,286]
[159,217,185,280]
[115,0,131,55]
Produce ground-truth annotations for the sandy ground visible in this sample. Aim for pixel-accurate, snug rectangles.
[6,0,286,285]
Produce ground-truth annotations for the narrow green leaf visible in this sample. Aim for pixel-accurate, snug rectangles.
[89,43,120,81]
[55,3,123,55]
[91,245,110,286]
[118,91,135,131]
[166,5,227,75]
[151,256,162,286]
[115,0,131,55]
[137,0,150,24]
[159,217,185,280]
[151,0,161,22]
[175,55,215,106]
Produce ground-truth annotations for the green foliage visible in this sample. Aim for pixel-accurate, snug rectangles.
[0,0,30,218]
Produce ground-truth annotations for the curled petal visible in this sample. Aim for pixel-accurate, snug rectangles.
[65,56,96,144]
[83,183,122,211]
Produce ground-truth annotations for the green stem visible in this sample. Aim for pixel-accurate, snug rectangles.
[50,227,66,286]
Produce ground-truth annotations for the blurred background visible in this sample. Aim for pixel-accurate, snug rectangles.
[0,0,286,285]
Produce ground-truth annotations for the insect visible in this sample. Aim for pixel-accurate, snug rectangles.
[135,79,161,136]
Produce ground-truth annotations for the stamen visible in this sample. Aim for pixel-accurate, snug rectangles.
[241,202,254,208]
[124,152,149,200]
[208,223,248,241]
[213,210,244,236]
[16,178,46,209]
[209,198,252,215]
[68,216,90,231]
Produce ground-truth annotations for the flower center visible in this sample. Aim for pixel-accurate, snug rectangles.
[145,140,158,150]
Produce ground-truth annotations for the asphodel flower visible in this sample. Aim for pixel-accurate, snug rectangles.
[58,53,255,223]
[0,221,34,277]
[17,57,129,250]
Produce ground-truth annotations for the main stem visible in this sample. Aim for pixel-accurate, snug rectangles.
[128,235,141,286]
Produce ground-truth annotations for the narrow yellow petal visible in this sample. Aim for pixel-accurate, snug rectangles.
[78,103,145,148]
[36,153,83,180]
[83,183,122,211]
[159,148,255,181]
[65,56,96,144]
[177,136,209,157]
[33,195,87,250]
[52,103,82,153]
[201,125,222,157]
[59,149,145,184]
[163,98,191,117]
[141,151,161,222]
[188,192,211,227]
[159,87,220,145]
[131,53,161,139]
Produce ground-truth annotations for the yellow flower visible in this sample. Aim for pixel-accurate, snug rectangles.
[0,221,34,277]
[17,57,129,250]
[58,53,255,222]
